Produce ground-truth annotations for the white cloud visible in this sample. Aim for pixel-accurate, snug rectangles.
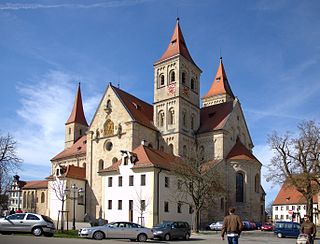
[0,0,154,11]
[14,70,99,168]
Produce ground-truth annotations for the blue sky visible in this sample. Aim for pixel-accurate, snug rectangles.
[0,0,319,206]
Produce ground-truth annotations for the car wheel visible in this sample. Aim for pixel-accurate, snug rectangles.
[137,233,147,242]
[93,231,105,240]
[164,233,171,241]
[277,233,283,238]
[32,227,43,236]
[184,233,190,240]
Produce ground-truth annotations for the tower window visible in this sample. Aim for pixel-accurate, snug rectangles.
[182,111,187,127]
[160,74,165,86]
[158,111,165,127]
[170,71,175,83]
[168,108,175,125]
[191,78,195,90]
[182,72,186,85]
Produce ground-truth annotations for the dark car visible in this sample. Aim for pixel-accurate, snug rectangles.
[153,221,191,241]
[274,221,300,238]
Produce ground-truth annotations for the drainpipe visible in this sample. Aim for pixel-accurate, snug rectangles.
[157,168,162,224]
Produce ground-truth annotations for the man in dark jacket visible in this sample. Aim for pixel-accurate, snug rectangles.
[221,207,243,244]
[301,215,316,244]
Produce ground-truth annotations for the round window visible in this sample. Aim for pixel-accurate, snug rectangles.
[105,141,113,151]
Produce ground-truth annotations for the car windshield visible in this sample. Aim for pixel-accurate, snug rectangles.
[154,223,172,228]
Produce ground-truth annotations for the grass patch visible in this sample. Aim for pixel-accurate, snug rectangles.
[54,230,80,238]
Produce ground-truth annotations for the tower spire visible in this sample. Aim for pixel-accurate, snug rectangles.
[156,18,196,66]
[202,58,235,106]
[66,83,88,126]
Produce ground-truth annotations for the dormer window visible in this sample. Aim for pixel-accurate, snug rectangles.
[171,39,177,47]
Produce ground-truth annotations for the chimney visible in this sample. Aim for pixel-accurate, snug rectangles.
[141,139,147,146]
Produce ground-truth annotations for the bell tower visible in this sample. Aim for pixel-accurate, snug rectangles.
[65,83,88,148]
[153,18,202,158]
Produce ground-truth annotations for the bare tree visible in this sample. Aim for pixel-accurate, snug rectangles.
[133,189,152,226]
[50,176,67,231]
[266,120,320,220]
[0,133,23,209]
[172,150,225,232]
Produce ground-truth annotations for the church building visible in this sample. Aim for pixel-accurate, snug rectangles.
[47,19,265,228]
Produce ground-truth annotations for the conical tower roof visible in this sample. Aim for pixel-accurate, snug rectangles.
[203,57,235,99]
[65,83,88,126]
[156,18,196,66]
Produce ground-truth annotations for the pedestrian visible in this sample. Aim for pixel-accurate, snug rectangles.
[9,208,15,215]
[301,215,316,244]
[221,207,243,244]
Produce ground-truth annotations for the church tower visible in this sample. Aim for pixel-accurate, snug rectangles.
[202,57,235,107]
[153,18,201,157]
[65,83,88,148]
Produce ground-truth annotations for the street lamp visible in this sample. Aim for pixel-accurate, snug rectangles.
[64,183,84,230]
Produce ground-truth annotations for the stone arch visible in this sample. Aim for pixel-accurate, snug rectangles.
[104,120,114,136]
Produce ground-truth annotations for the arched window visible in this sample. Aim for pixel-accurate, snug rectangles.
[169,144,174,154]
[182,72,186,85]
[170,71,175,83]
[182,111,187,127]
[159,74,165,86]
[41,192,45,203]
[158,111,165,127]
[106,99,112,109]
[236,172,244,202]
[191,78,195,90]
[112,157,118,164]
[104,120,114,136]
[255,174,260,193]
[168,108,175,125]
[191,114,195,130]
[183,145,187,157]
[82,162,86,168]
[98,159,104,171]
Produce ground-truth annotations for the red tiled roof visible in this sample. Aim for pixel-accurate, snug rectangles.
[227,138,258,161]
[63,165,86,180]
[51,135,87,161]
[156,19,197,67]
[66,83,88,126]
[112,85,157,131]
[100,145,182,173]
[273,182,318,205]
[203,58,235,99]
[200,159,221,172]
[22,180,48,189]
[198,101,233,134]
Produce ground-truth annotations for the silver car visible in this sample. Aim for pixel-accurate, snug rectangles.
[79,221,153,241]
[0,213,55,236]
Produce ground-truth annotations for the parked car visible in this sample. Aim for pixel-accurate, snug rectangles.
[152,221,191,241]
[209,221,223,231]
[78,221,153,241]
[255,222,262,230]
[273,221,300,238]
[0,213,55,236]
[242,220,252,230]
[261,223,273,231]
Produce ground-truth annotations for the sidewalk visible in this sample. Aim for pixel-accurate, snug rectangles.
[54,221,91,230]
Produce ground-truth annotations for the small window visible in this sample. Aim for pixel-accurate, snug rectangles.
[129,175,134,186]
[165,177,170,188]
[164,201,169,212]
[105,141,113,151]
[177,202,182,213]
[68,127,71,135]
[106,99,112,109]
[170,71,175,83]
[141,200,146,211]
[160,74,165,86]
[191,78,195,90]
[108,177,113,187]
[98,160,104,170]
[118,176,123,187]
[158,111,165,127]
[108,200,112,209]
[292,206,295,210]
[286,205,289,210]
[41,192,45,203]
[79,129,82,136]
[189,205,193,214]
[182,72,186,85]
[141,175,146,186]
[275,206,278,211]
[168,108,175,125]
[112,157,118,164]
[118,200,122,210]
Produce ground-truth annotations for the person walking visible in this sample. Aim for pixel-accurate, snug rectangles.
[221,207,243,244]
[301,215,316,244]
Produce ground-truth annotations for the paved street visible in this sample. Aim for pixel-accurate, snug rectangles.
[1,231,318,244]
